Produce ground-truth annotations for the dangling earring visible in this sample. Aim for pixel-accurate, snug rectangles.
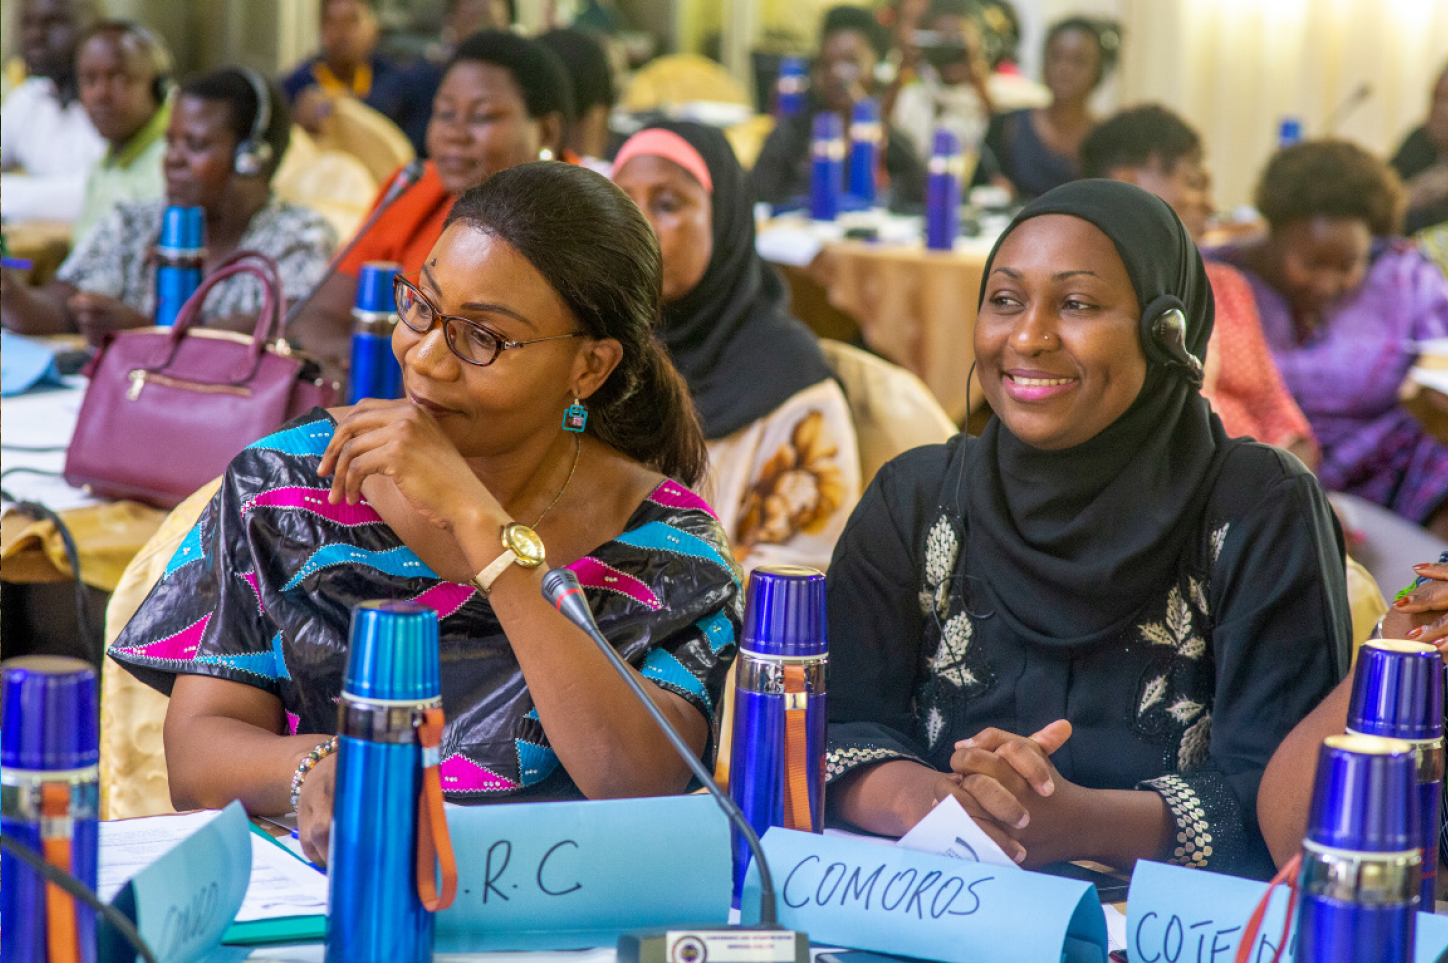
[538,146,555,161]
[563,397,588,432]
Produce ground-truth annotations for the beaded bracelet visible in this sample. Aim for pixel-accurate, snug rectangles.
[290,736,338,812]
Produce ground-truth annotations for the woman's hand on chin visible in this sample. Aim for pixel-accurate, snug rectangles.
[296,752,337,867]
[318,398,503,534]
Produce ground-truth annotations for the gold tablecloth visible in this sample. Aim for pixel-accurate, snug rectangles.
[775,241,990,424]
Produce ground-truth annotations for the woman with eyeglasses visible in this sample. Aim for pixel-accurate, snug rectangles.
[109,162,741,866]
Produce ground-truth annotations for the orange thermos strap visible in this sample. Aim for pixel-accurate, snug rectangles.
[781,663,814,831]
[415,707,458,912]
[40,782,81,963]
[1232,852,1300,963]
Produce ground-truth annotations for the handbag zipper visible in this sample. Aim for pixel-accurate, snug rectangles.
[126,369,253,401]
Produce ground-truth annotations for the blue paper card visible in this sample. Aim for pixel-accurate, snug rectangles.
[112,801,253,963]
[0,330,64,396]
[434,794,732,951]
[740,827,1108,963]
[1126,859,1448,963]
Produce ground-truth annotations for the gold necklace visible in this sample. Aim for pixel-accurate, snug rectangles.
[530,434,581,529]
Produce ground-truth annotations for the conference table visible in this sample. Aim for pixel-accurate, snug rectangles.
[3,217,74,285]
[0,373,167,593]
[758,217,997,426]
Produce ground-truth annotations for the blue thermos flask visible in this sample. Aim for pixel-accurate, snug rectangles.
[776,57,806,119]
[1345,639,1444,907]
[927,128,963,252]
[810,112,845,222]
[327,601,455,963]
[1295,734,1420,963]
[154,205,205,327]
[729,565,827,902]
[847,97,880,207]
[347,261,403,404]
[1,656,100,963]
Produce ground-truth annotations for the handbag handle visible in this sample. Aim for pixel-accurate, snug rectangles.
[165,251,285,361]
[207,249,286,326]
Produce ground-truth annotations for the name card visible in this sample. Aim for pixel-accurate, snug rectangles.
[109,801,252,963]
[434,794,732,951]
[1127,859,1448,963]
[740,827,1107,963]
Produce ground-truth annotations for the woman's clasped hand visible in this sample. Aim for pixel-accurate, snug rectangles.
[929,721,1074,865]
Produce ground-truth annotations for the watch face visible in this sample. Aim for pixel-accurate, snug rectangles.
[503,523,546,567]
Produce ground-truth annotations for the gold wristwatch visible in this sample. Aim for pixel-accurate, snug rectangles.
[474,523,546,596]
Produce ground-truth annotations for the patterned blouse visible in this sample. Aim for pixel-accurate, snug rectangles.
[110,409,743,799]
[825,435,1348,879]
[702,379,861,575]
[58,196,337,324]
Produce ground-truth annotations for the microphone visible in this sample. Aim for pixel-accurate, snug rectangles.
[1323,83,1372,134]
[282,159,425,331]
[541,568,807,963]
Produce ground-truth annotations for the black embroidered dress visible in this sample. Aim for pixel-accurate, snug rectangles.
[110,409,743,799]
[825,436,1350,879]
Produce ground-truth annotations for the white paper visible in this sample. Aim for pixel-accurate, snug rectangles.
[755,224,825,267]
[894,794,1021,869]
[1410,366,1448,397]
[98,810,328,923]
[0,378,96,511]
[1103,904,1128,953]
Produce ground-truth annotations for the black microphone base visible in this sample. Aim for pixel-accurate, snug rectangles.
[617,924,809,963]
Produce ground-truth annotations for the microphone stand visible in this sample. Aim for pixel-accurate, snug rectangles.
[542,568,808,963]
[282,160,425,333]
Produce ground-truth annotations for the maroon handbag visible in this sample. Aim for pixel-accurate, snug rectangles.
[64,251,340,508]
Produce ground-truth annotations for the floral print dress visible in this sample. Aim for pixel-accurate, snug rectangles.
[702,379,861,575]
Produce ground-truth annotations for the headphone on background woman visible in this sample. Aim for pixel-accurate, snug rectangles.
[233,66,274,177]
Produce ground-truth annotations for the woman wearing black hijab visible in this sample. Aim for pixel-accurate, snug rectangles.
[614,122,861,572]
[825,179,1350,879]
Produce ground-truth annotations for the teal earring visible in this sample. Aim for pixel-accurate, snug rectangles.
[563,398,588,433]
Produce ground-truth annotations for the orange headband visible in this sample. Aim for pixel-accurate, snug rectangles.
[613,129,713,194]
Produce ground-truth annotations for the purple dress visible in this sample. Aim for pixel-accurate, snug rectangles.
[1214,240,1448,524]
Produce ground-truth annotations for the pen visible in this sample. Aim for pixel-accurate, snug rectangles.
[1,257,33,270]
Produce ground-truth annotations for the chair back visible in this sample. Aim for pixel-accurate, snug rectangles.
[100,478,220,819]
[313,97,416,184]
[818,339,958,485]
[273,124,379,241]
[622,54,749,111]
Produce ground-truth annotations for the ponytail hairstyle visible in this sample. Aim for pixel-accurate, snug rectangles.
[444,162,709,487]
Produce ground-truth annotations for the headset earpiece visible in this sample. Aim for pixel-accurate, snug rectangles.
[1139,296,1205,386]
[233,67,274,178]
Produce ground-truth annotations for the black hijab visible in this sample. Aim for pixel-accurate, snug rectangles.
[632,121,835,440]
[962,179,1245,650]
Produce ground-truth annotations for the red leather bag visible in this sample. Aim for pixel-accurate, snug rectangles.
[64,251,339,508]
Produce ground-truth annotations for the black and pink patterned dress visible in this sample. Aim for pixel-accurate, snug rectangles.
[110,408,742,800]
